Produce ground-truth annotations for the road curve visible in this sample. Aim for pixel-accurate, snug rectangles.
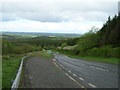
[54,53,118,88]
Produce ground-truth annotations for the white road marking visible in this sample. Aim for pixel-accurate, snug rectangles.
[88,83,96,88]
[73,74,77,76]
[67,75,85,88]
[65,73,69,76]
[68,70,71,73]
[29,76,32,79]
[90,65,109,72]
[53,62,58,67]
[79,77,84,81]
[53,59,56,61]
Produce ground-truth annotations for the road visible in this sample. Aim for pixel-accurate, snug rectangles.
[21,57,81,88]
[54,53,118,88]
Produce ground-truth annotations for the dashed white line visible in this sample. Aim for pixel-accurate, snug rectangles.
[90,65,109,72]
[65,73,69,76]
[79,77,84,81]
[29,76,32,79]
[53,59,56,61]
[88,83,96,88]
[67,75,85,88]
[68,70,71,73]
[73,74,77,76]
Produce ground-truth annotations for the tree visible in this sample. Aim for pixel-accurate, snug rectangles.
[2,39,14,55]
[61,43,67,49]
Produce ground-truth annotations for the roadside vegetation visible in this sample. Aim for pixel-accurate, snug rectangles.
[2,55,23,88]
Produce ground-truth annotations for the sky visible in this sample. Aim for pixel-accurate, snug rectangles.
[0,0,119,34]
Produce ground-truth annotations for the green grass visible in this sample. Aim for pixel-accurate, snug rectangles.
[2,55,23,88]
[53,50,119,64]
[41,51,54,58]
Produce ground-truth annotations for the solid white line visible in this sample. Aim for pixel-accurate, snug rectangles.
[53,62,58,67]
[88,83,96,88]
[73,74,77,76]
[79,77,84,81]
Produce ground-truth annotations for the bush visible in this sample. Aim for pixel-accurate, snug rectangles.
[87,47,98,57]
[107,47,120,58]
[95,46,112,58]
[87,46,120,58]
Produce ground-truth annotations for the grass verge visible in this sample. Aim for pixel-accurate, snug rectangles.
[2,55,23,88]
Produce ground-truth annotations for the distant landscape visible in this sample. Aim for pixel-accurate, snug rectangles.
[1,32,80,40]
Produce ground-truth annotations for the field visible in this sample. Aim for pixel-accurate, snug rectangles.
[1,32,80,40]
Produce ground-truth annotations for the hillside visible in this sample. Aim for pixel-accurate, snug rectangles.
[57,14,120,60]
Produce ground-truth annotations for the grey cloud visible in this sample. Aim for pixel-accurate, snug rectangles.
[0,1,118,22]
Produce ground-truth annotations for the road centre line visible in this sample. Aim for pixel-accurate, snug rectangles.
[53,58,85,88]
[89,65,109,72]
[66,74,85,88]
[79,77,84,81]
[68,70,71,73]
[88,83,96,88]
[29,76,32,79]
[73,74,77,76]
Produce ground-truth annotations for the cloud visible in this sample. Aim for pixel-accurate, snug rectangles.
[0,1,118,22]
[0,0,118,34]
[0,19,103,34]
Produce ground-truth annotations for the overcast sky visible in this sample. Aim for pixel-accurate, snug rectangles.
[0,0,119,34]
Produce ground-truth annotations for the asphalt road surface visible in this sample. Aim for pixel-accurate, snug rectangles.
[22,57,81,88]
[54,53,118,88]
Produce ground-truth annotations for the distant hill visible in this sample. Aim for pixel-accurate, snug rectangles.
[1,32,81,40]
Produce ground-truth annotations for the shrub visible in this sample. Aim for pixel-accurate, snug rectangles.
[87,47,98,57]
[95,46,112,58]
[107,47,120,58]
